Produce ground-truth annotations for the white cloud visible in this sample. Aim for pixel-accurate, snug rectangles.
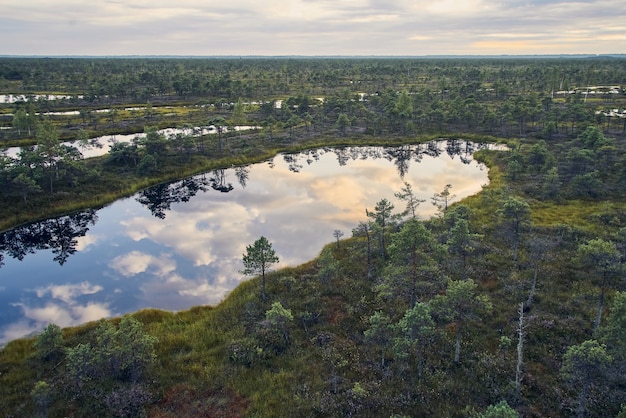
[109,251,176,277]
[0,0,624,55]
[121,200,254,267]
[136,266,243,308]
[71,302,112,323]
[120,218,154,242]
[423,0,492,16]
[409,35,434,41]
[2,281,114,344]
[75,234,101,251]
[178,280,235,303]
[35,282,103,304]
[346,14,399,23]
[14,302,74,325]
[10,301,112,332]
[1,320,42,343]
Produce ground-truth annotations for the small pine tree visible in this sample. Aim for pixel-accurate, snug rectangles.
[477,400,519,417]
[34,323,64,363]
[241,236,280,300]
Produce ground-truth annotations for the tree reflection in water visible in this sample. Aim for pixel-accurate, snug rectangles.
[136,140,490,220]
[0,209,98,267]
[0,141,493,267]
[135,176,211,219]
[210,169,234,193]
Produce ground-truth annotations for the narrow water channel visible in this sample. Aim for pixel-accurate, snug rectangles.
[2,125,258,159]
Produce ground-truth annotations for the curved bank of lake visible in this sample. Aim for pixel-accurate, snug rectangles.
[0,140,498,343]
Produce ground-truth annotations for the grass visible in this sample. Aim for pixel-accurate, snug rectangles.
[1,126,625,416]
[0,195,620,416]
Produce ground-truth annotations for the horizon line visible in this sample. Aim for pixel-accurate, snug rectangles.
[1,53,625,59]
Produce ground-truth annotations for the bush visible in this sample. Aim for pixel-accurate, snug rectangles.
[34,323,64,363]
[104,384,153,418]
[228,337,263,367]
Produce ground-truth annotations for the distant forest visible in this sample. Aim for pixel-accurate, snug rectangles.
[1,56,625,141]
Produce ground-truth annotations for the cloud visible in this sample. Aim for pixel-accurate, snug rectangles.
[121,203,251,267]
[109,251,176,277]
[71,302,113,323]
[423,0,492,16]
[409,35,434,41]
[9,301,112,331]
[1,281,113,344]
[35,282,104,304]
[1,320,42,343]
[107,246,243,308]
[0,0,624,55]
[140,273,239,308]
[75,234,101,251]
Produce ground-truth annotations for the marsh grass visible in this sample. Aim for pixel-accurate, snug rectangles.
[2,130,624,416]
[0,193,618,417]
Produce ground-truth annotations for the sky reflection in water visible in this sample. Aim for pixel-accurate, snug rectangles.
[0,141,493,343]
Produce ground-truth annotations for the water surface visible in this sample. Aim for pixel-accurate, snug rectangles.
[0,141,493,343]
[3,125,258,159]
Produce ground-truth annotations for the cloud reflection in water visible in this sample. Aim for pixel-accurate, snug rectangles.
[0,142,495,343]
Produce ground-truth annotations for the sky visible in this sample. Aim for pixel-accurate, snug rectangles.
[1,0,625,56]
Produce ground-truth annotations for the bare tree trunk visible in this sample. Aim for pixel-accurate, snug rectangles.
[593,275,606,335]
[417,344,425,380]
[360,220,372,280]
[261,266,266,301]
[515,302,525,398]
[525,262,538,308]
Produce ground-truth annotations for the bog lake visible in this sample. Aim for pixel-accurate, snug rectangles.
[0,140,498,343]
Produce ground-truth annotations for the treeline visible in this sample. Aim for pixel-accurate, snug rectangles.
[1,57,625,101]
[1,57,625,224]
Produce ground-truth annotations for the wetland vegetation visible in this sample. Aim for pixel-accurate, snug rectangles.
[1,56,626,417]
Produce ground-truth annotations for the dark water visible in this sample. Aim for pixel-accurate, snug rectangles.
[0,141,495,343]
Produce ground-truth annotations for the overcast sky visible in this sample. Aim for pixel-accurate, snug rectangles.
[2,0,625,56]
